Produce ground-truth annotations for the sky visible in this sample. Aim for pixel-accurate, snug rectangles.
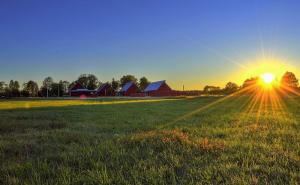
[1,0,300,90]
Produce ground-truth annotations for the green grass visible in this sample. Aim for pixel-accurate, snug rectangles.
[0,95,300,184]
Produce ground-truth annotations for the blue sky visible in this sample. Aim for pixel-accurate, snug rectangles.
[1,0,300,89]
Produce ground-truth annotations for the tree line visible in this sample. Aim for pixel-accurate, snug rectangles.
[202,71,299,95]
[0,74,150,97]
[0,71,298,97]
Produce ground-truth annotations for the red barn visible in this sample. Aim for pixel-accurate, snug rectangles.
[70,82,84,91]
[119,82,138,96]
[144,80,172,96]
[97,83,115,96]
[69,82,97,97]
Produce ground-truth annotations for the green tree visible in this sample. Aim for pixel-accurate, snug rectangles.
[77,74,99,90]
[120,75,137,87]
[139,77,150,91]
[281,71,299,88]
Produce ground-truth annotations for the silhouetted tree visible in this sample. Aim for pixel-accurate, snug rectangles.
[68,81,76,90]
[5,81,12,97]
[111,78,120,92]
[23,81,39,97]
[0,82,5,96]
[61,81,70,95]
[223,82,239,94]
[42,77,54,97]
[281,71,299,88]
[120,75,137,87]
[139,77,150,91]
[8,80,20,97]
[77,74,99,90]
[50,82,64,97]
[242,77,259,88]
[203,85,221,95]
[4,86,10,97]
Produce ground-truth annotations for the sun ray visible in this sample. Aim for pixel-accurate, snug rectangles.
[234,90,263,127]
[280,84,300,97]
[158,84,258,129]
[159,66,299,130]
[272,89,289,120]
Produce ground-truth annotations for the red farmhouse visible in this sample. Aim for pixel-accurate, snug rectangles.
[97,83,114,96]
[119,82,138,96]
[144,80,172,96]
[69,82,97,97]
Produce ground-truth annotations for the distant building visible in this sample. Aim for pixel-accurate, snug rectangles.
[97,83,115,96]
[69,82,97,97]
[119,82,138,96]
[70,82,84,91]
[144,80,172,96]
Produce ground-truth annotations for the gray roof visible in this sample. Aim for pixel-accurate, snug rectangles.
[144,80,165,92]
[120,82,134,92]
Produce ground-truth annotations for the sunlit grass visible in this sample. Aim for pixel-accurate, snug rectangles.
[0,95,299,184]
[0,98,179,110]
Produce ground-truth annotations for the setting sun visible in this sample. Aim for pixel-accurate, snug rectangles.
[261,73,276,84]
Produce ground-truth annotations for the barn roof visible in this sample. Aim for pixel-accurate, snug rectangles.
[97,83,110,92]
[144,80,166,92]
[120,82,134,92]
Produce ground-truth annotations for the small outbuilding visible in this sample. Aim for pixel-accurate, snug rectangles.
[119,82,138,96]
[144,80,172,96]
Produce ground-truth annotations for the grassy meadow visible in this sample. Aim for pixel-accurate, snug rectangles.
[0,95,300,184]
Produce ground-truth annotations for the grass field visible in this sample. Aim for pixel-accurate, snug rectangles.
[0,95,300,184]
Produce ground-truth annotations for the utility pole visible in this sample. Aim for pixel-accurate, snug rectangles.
[58,83,60,97]
[183,85,185,91]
